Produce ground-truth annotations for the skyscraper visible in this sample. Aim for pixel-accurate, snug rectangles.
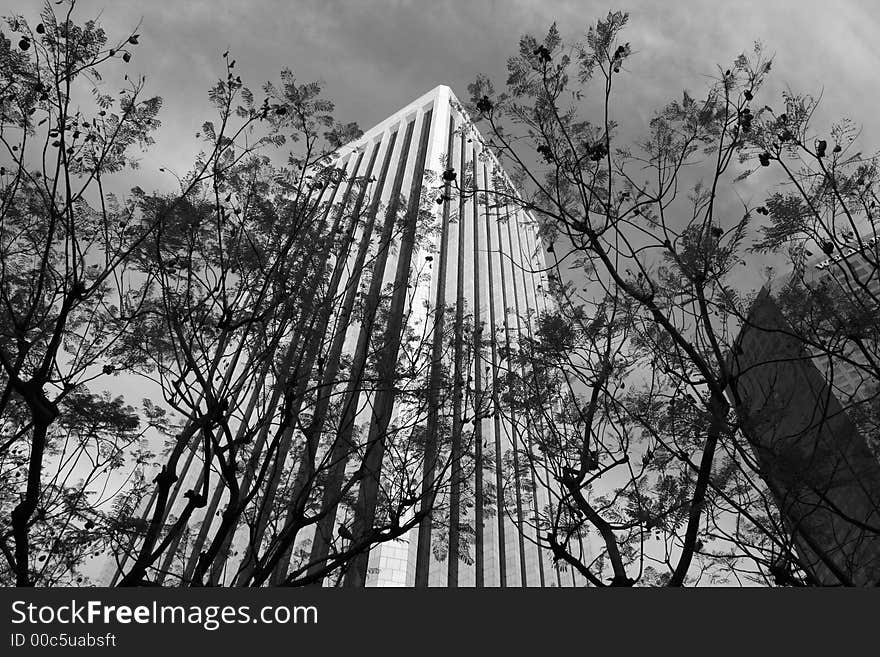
[112,85,588,588]
[730,244,880,585]
[323,84,583,587]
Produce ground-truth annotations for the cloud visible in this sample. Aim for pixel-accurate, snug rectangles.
[58,0,878,152]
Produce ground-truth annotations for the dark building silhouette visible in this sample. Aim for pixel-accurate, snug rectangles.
[731,250,880,585]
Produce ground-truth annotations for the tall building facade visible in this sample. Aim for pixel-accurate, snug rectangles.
[730,244,880,585]
[331,85,585,587]
[112,85,588,588]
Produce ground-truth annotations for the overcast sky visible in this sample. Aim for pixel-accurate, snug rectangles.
[3,0,879,290]
[4,0,877,179]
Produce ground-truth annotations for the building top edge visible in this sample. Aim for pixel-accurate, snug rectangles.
[324,85,544,239]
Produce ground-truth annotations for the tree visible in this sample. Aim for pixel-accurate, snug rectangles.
[0,1,164,586]
[465,11,880,586]
[1,1,459,588]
